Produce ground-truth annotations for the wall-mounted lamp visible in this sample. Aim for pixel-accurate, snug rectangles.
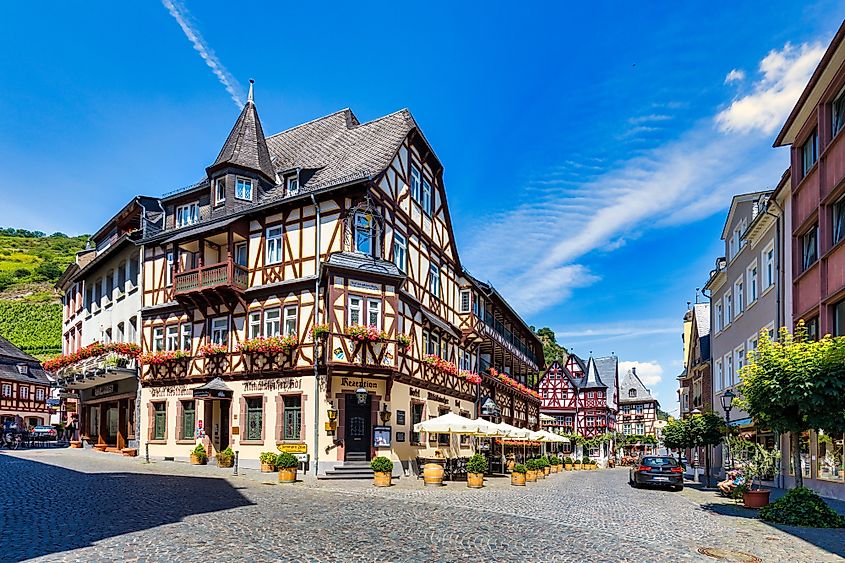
[327,407,338,421]
[355,387,369,406]
[380,404,392,424]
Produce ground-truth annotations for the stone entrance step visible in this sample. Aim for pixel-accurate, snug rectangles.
[319,461,376,480]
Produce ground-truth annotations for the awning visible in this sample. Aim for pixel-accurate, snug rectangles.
[420,307,460,339]
[728,417,754,428]
[163,217,239,245]
[192,377,233,400]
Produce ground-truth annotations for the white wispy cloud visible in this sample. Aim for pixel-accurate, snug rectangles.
[724,69,746,84]
[556,321,678,341]
[162,0,244,108]
[464,41,823,315]
[619,360,664,386]
[628,114,673,124]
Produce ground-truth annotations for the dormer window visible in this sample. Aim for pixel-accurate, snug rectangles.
[628,389,637,398]
[215,178,226,205]
[236,177,253,201]
[16,364,28,375]
[287,177,299,196]
[175,203,199,228]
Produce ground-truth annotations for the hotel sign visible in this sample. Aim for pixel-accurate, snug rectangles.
[277,443,307,454]
[149,385,192,398]
[339,377,379,391]
[93,383,117,398]
[243,378,302,392]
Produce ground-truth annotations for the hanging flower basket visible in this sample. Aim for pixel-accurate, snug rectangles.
[237,335,298,355]
[43,342,141,372]
[139,350,190,366]
[396,334,412,351]
[311,323,331,341]
[344,325,389,343]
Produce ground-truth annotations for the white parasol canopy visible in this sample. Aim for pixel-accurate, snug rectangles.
[413,412,495,434]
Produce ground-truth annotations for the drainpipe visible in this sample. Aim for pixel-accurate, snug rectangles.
[311,193,321,477]
[765,198,784,488]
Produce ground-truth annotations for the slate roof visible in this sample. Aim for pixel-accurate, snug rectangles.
[693,303,711,360]
[325,252,405,279]
[581,358,608,389]
[0,335,49,385]
[210,96,275,181]
[265,108,417,194]
[619,368,656,405]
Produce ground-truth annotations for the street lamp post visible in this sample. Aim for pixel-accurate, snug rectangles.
[720,389,736,469]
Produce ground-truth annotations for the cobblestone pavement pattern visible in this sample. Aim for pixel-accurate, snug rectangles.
[1,449,843,562]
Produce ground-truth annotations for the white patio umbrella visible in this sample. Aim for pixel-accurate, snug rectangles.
[413,412,489,434]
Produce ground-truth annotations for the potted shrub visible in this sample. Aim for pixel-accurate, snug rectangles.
[582,457,591,470]
[564,456,573,471]
[589,459,597,470]
[467,453,488,489]
[276,452,299,483]
[536,457,548,478]
[511,463,527,486]
[525,458,539,482]
[190,444,208,465]
[259,451,277,473]
[742,444,781,508]
[542,456,551,476]
[216,446,234,468]
[574,458,582,470]
[552,456,563,472]
[370,456,394,487]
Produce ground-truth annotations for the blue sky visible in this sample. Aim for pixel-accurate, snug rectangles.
[1,1,842,413]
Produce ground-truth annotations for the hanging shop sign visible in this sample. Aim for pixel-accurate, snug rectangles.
[92,383,117,398]
[277,443,307,454]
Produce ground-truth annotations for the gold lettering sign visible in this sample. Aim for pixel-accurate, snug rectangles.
[277,443,307,454]
[339,377,379,390]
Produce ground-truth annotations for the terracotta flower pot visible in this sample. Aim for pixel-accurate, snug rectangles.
[511,472,526,486]
[423,463,444,486]
[260,462,275,473]
[373,470,392,487]
[743,489,771,508]
[467,472,484,489]
[526,469,538,482]
[565,463,572,471]
[190,453,207,465]
[278,467,297,483]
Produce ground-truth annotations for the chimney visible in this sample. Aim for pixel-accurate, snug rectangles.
[632,367,637,376]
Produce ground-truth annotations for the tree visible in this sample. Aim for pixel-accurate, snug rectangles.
[739,324,845,488]
[657,408,671,421]
[533,326,568,366]
[687,412,725,488]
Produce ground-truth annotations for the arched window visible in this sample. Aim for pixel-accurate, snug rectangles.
[628,389,637,398]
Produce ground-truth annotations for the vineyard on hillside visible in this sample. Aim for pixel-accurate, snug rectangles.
[0,301,63,358]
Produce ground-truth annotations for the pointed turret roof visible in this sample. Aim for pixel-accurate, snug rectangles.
[209,79,275,181]
[582,357,608,389]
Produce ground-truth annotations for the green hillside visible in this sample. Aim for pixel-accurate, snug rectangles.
[0,228,88,358]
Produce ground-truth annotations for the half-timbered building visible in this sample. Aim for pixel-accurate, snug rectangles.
[135,84,542,474]
[618,367,659,439]
[0,335,50,428]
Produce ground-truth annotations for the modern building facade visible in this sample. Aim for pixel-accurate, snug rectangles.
[0,336,50,428]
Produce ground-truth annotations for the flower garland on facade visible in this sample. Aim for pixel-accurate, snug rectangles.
[344,325,389,343]
[423,355,482,385]
[460,371,483,384]
[43,342,141,372]
[486,367,541,399]
[237,335,298,354]
[198,343,228,357]
[140,350,190,366]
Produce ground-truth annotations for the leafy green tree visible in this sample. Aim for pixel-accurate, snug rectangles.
[533,326,568,366]
[687,412,725,487]
[662,418,690,461]
[739,324,845,487]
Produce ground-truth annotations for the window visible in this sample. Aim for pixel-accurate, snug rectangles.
[802,130,818,177]
[248,311,261,339]
[729,226,741,260]
[129,257,139,289]
[628,389,637,398]
[245,397,262,440]
[807,316,820,341]
[181,400,195,439]
[283,305,297,337]
[834,198,845,246]
[735,279,744,315]
[635,423,645,435]
[734,347,745,385]
[426,332,440,356]
[153,403,166,440]
[724,353,733,388]
[287,177,299,195]
[635,404,644,414]
[410,165,421,201]
[715,360,723,391]
[411,402,424,444]
[210,317,229,346]
[747,262,758,303]
[348,296,363,326]
[429,264,440,297]
[354,212,374,255]
[215,178,225,204]
[367,299,381,329]
[35,388,44,401]
[19,387,29,400]
[181,323,192,352]
[165,252,174,287]
[264,308,280,337]
[460,289,471,313]
[266,226,283,265]
[422,178,432,215]
[1,384,10,398]
[153,327,164,352]
[715,301,723,332]
[623,423,631,435]
[235,177,253,200]
[802,226,818,271]
[283,396,301,440]
[234,242,247,267]
[166,325,179,351]
[392,232,407,272]
[762,244,775,288]
[724,291,732,324]
[835,299,845,337]
[175,203,199,228]
[437,407,450,445]
[117,263,126,295]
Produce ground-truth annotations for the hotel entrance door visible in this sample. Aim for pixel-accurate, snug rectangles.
[344,393,371,461]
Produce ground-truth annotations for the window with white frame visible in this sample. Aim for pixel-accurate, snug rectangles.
[354,212,374,255]
[266,227,283,264]
[392,232,407,272]
[19,387,28,400]
[181,323,192,352]
[264,308,280,337]
[248,311,261,339]
[735,278,744,315]
[234,242,247,267]
[763,243,775,288]
[834,89,845,137]
[410,165,421,201]
[235,177,253,200]
[166,325,179,351]
[724,353,733,388]
[428,332,440,356]
[287,177,299,195]
[724,291,732,324]
[715,359,723,391]
[747,261,758,303]
[729,225,742,260]
[715,301,723,332]
[734,346,745,385]
[165,252,174,287]
[422,178,432,215]
[802,226,819,271]
[367,298,382,329]
[834,197,845,246]
[215,178,225,204]
[429,264,440,298]
[802,130,818,177]
[210,317,229,346]
[153,327,164,352]
[1,383,10,398]
[748,334,759,359]
[175,203,199,228]
[348,295,363,326]
[459,289,471,313]
[283,305,297,337]
[35,388,44,401]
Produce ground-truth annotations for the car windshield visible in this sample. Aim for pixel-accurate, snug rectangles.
[641,457,678,467]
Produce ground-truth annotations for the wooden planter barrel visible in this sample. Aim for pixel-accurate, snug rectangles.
[373,471,392,487]
[565,464,573,471]
[467,473,484,489]
[543,466,551,476]
[260,462,275,473]
[526,469,538,482]
[574,463,582,470]
[743,489,771,508]
[217,456,233,468]
[423,463,444,486]
[511,472,526,486]
[190,454,207,465]
[278,467,297,483]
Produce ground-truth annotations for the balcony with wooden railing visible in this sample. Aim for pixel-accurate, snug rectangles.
[173,258,248,300]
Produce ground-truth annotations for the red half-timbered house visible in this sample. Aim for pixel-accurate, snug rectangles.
[0,336,50,428]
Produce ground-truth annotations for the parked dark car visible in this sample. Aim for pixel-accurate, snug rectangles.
[31,425,57,441]
[629,456,684,491]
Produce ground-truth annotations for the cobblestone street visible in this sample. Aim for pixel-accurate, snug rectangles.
[1,449,843,562]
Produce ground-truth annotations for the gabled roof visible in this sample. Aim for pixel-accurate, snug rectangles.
[619,368,656,405]
[581,357,608,389]
[0,336,49,385]
[209,83,275,181]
